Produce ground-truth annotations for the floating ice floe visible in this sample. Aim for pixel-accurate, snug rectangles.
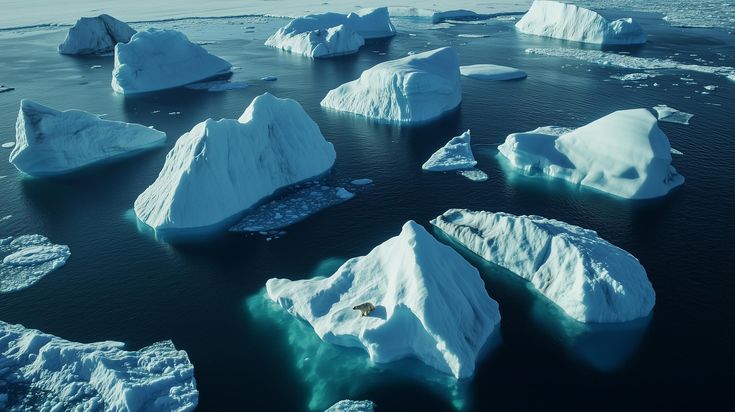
[460,64,527,80]
[432,209,656,323]
[423,130,477,171]
[703,85,717,91]
[515,0,646,45]
[653,105,693,125]
[185,80,249,92]
[266,221,500,379]
[1,142,15,148]
[0,321,198,411]
[670,147,684,155]
[497,109,684,199]
[321,47,462,123]
[134,93,336,231]
[610,72,659,81]
[265,8,395,58]
[10,100,166,176]
[0,234,70,293]
[325,400,375,412]
[0,215,11,222]
[261,76,278,81]
[458,169,488,182]
[58,14,135,55]
[0,85,14,93]
[112,29,232,94]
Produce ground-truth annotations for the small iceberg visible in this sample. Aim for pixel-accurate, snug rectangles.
[321,47,462,123]
[58,14,136,55]
[460,64,527,80]
[326,400,375,412]
[1,142,15,149]
[432,209,656,323]
[10,100,166,176]
[266,221,500,379]
[0,84,14,93]
[653,105,694,125]
[516,0,646,45]
[497,108,684,199]
[610,72,659,81]
[112,29,232,94]
[422,130,477,171]
[0,321,198,411]
[1,234,70,293]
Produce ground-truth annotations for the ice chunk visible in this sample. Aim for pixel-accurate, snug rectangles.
[422,130,477,171]
[703,85,717,91]
[134,93,336,231]
[457,34,490,38]
[460,64,527,81]
[457,169,488,182]
[266,221,500,378]
[325,400,375,412]
[432,209,656,323]
[516,1,646,45]
[261,76,278,81]
[670,147,684,155]
[350,178,372,186]
[58,14,135,55]
[1,234,69,293]
[0,321,197,411]
[321,47,461,123]
[185,80,249,92]
[10,100,166,176]
[497,109,684,199]
[0,85,14,93]
[610,72,659,81]
[653,105,693,125]
[112,29,232,94]
[1,142,15,148]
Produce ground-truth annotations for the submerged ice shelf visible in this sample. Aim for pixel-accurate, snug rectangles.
[1,234,70,293]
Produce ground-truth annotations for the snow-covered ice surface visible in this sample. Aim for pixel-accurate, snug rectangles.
[266,221,500,379]
[432,209,656,323]
[460,64,527,80]
[58,14,135,55]
[321,47,462,123]
[422,130,477,171]
[0,234,70,293]
[653,105,694,125]
[497,109,684,199]
[112,29,232,94]
[325,400,375,412]
[134,93,336,231]
[10,100,166,176]
[184,80,249,92]
[0,321,198,411]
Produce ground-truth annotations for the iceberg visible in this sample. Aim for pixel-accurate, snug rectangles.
[112,29,232,94]
[515,1,646,45]
[432,209,656,323]
[58,14,136,55]
[134,93,336,231]
[460,64,527,80]
[422,130,477,171]
[1,234,70,293]
[0,84,14,93]
[0,321,197,411]
[497,109,684,199]
[266,221,500,379]
[326,400,375,412]
[321,47,462,123]
[653,105,693,125]
[10,100,166,176]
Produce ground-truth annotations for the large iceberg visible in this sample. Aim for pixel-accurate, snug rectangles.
[265,8,395,58]
[112,29,232,94]
[497,109,684,199]
[266,221,500,379]
[58,14,136,55]
[432,209,656,323]
[1,234,70,293]
[10,100,166,176]
[0,321,197,411]
[134,93,336,231]
[515,1,646,45]
[321,47,462,123]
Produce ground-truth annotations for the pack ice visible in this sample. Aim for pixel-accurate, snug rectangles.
[1,234,70,293]
[0,321,198,411]
[58,14,135,55]
[134,93,336,231]
[321,47,462,123]
[10,100,166,176]
[266,221,500,379]
[497,109,684,199]
[112,29,232,94]
[432,209,656,323]
[516,0,646,45]
[265,7,395,58]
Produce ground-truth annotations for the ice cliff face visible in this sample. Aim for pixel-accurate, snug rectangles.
[58,14,136,55]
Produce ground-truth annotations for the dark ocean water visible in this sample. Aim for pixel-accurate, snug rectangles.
[0,11,733,411]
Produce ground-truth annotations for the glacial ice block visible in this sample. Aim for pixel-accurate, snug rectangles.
[10,99,166,176]
[112,28,232,94]
[321,47,462,123]
[266,221,500,379]
[134,93,336,231]
[58,14,136,55]
[432,209,656,323]
[497,109,684,199]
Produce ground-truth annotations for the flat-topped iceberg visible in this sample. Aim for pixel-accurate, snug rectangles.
[0,321,197,411]
[1,234,70,293]
[460,64,527,80]
[10,100,166,176]
[58,14,136,55]
[497,109,684,199]
[112,28,232,94]
[321,47,461,123]
[134,93,336,231]
[432,209,656,323]
[516,1,646,45]
[266,221,500,379]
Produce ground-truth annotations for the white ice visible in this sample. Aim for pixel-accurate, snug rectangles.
[458,169,488,182]
[1,142,15,148]
[58,14,135,55]
[653,105,693,125]
[325,400,375,412]
[0,234,70,293]
[460,64,527,81]
[422,130,477,171]
[610,73,659,81]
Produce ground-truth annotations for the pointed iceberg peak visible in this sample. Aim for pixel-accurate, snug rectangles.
[58,14,136,55]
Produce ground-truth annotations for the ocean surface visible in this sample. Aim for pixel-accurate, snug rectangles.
[1,10,734,411]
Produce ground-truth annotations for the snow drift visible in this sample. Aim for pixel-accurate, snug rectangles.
[58,14,136,55]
